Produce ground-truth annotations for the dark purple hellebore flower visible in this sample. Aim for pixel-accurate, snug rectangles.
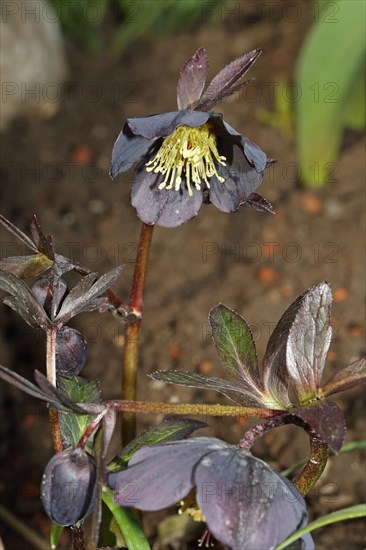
[109,437,313,549]
[110,48,273,227]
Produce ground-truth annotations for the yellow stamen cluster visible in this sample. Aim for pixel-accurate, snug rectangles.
[145,124,226,196]
[178,499,206,523]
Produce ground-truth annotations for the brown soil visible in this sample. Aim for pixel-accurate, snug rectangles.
[1,2,365,549]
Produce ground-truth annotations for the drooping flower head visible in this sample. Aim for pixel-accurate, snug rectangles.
[110,48,274,227]
[109,437,314,549]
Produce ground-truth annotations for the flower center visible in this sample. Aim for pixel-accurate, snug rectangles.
[145,124,226,196]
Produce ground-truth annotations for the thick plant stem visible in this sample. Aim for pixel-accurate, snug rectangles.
[108,399,279,419]
[292,432,329,495]
[239,414,329,496]
[46,327,63,452]
[122,222,154,444]
[70,523,85,550]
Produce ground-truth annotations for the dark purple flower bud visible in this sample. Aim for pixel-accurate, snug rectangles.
[32,277,68,317]
[56,327,87,377]
[41,448,96,526]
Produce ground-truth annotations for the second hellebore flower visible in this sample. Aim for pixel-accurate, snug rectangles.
[110,48,273,227]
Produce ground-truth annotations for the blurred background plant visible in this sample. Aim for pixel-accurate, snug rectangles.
[49,0,220,52]
[295,0,365,186]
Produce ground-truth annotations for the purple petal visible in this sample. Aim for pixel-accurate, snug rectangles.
[208,143,265,213]
[177,48,208,110]
[131,168,203,227]
[322,357,366,397]
[110,124,153,178]
[127,110,209,140]
[287,283,332,402]
[195,448,309,549]
[196,49,261,111]
[108,438,225,510]
[243,138,268,173]
[291,401,345,452]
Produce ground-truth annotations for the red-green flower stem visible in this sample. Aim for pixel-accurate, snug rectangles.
[122,222,154,444]
[108,399,279,419]
[239,414,329,496]
[46,327,63,453]
[292,431,329,496]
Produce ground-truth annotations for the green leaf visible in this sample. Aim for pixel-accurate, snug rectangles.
[341,66,366,130]
[296,0,365,186]
[58,376,101,448]
[102,488,151,550]
[98,501,126,548]
[108,418,206,472]
[276,503,366,549]
[209,305,264,394]
[50,523,64,549]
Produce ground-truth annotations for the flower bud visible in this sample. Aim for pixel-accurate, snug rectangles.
[56,327,87,377]
[32,277,68,317]
[41,448,96,526]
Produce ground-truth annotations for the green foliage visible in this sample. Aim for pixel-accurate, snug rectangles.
[57,376,101,448]
[102,488,151,550]
[276,503,366,549]
[296,0,365,186]
[49,0,220,52]
[50,523,63,549]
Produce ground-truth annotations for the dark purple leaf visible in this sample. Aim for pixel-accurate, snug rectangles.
[150,370,266,408]
[56,328,87,377]
[209,305,266,396]
[195,448,309,550]
[0,365,78,412]
[0,214,38,252]
[109,418,207,472]
[0,270,50,329]
[41,448,96,526]
[287,282,332,402]
[29,215,55,259]
[177,48,208,110]
[196,49,261,111]
[34,370,88,414]
[291,401,345,452]
[263,291,307,409]
[57,265,123,324]
[322,357,366,397]
[0,253,53,278]
[108,438,225,510]
[244,192,275,213]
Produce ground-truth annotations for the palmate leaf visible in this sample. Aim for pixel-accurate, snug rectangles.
[322,357,366,397]
[209,305,266,397]
[196,49,261,111]
[57,376,101,448]
[0,365,85,413]
[108,418,206,473]
[286,282,332,402]
[56,265,123,324]
[150,370,266,408]
[177,48,208,110]
[0,270,50,329]
[291,401,345,453]
[0,253,53,277]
